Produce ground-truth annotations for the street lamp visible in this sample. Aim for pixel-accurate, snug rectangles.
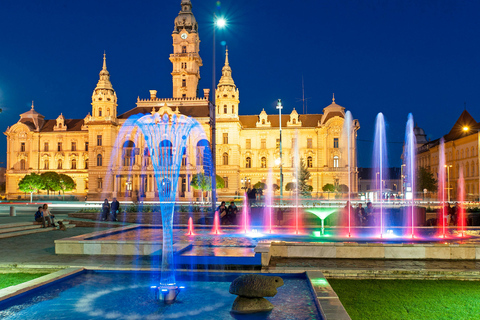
[277,99,283,201]
[445,164,452,202]
[211,13,227,214]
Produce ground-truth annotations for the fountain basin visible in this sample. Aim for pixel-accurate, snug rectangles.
[0,270,324,320]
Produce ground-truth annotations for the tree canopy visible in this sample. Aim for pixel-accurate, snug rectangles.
[337,184,349,193]
[190,173,224,191]
[40,172,62,193]
[285,182,295,191]
[322,183,336,192]
[297,158,312,197]
[59,174,76,193]
[253,182,266,190]
[416,166,437,193]
[18,173,44,201]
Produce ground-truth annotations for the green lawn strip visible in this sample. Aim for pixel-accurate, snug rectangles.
[0,273,50,290]
[329,279,480,320]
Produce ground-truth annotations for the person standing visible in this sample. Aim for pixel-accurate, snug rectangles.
[227,201,238,225]
[365,202,375,226]
[110,198,120,221]
[42,204,56,228]
[101,199,110,221]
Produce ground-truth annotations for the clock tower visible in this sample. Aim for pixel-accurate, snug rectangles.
[170,0,203,98]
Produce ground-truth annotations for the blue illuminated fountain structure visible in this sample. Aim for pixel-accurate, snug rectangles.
[111,109,209,303]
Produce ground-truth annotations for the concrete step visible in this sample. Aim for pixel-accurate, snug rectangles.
[0,221,75,239]
[0,222,35,230]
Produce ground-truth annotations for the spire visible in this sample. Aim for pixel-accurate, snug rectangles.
[31,101,34,110]
[332,93,335,104]
[95,53,113,91]
[218,48,235,87]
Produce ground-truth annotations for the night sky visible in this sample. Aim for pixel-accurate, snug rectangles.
[1,0,479,168]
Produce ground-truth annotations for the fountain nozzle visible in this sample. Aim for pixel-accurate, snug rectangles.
[157,285,183,304]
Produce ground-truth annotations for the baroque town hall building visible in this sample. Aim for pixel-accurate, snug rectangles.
[4,0,359,200]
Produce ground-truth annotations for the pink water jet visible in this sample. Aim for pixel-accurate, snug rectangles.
[458,170,466,237]
[242,193,249,234]
[212,211,221,235]
[187,217,194,236]
[438,138,447,238]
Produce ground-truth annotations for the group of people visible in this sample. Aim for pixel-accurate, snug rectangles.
[34,204,56,228]
[102,198,120,221]
[445,202,460,226]
[217,201,238,225]
[343,201,376,226]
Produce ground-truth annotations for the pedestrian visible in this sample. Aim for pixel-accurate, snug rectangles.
[227,201,238,224]
[365,202,375,226]
[217,201,228,224]
[110,197,120,221]
[101,199,110,221]
[42,204,56,227]
[355,203,366,226]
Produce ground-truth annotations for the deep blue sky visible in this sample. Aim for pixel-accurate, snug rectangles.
[1,0,479,167]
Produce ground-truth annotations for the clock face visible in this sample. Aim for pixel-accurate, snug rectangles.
[181,33,188,40]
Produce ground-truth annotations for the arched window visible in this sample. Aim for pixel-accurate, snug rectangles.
[472,161,475,177]
[224,105,227,114]
[20,159,26,170]
[472,147,475,157]
[456,151,459,159]
[123,141,136,166]
[246,157,251,168]
[466,163,470,177]
[307,156,313,168]
[44,160,49,170]
[262,119,265,125]
[71,159,77,170]
[97,154,103,167]
[232,105,235,113]
[182,78,186,87]
[293,119,296,124]
[261,157,267,168]
[466,148,470,158]
[333,156,339,168]
[57,159,63,169]
[98,108,102,117]
[159,140,173,166]
[223,153,229,165]
[196,139,210,167]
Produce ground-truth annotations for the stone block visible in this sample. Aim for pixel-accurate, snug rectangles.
[384,246,425,259]
[83,243,102,255]
[336,246,384,259]
[425,246,450,259]
[450,247,476,260]
[286,245,336,258]
[55,242,83,255]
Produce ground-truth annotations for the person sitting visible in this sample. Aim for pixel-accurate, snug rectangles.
[217,201,228,225]
[42,204,56,227]
[227,201,238,225]
[365,202,375,226]
[101,199,110,221]
[355,203,366,226]
[34,206,50,228]
[110,198,120,221]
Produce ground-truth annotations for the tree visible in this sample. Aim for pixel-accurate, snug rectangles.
[18,173,44,202]
[297,158,313,197]
[285,182,295,196]
[190,173,224,202]
[59,174,76,198]
[271,184,280,195]
[40,172,61,195]
[322,183,335,192]
[417,166,437,193]
[253,181,266,190]
[337,184,349,193]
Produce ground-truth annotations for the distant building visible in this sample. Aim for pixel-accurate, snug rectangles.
[358,167,402,200]
[416,110,479,200]
[3,0,359,200]
[0,167,5,194]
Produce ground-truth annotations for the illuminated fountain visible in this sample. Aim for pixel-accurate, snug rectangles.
[404,113,417,238]
[458,169,466,237]
[109,111,209,303]
[438,138,447,238]
[341,111,354,237]
[265,168,274,233]
[307,208,337,236]
[372,113,389,238]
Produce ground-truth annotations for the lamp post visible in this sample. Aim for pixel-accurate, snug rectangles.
[277,99,283,202]
[211,14,227,213]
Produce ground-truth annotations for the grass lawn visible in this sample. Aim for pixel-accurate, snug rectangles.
[329,279,480,320]
[0,273,49,290]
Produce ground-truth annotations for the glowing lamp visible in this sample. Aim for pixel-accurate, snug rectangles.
[463,126,469,132]
[216,17,227,28]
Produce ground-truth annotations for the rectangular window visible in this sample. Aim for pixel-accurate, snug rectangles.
[182,79,186,87]
[261,139,266,149]
[246,139,251,149]
[85,142,89,151]
[44,142,49,152]
[20,142,25,152]
[44,160,49,170]
[181,62,187,69]
[71,142,76,151]
[98,178,103,189]
[291,138,296,149]
[307,138,313,149]
[366,184,370,191]
[334,138,339,148]
[223,133,228,144]
[223,177,228,189]
[57,142,62,152]
[85,160,88,169]
[276,139,280,149]
[97,135,102,146]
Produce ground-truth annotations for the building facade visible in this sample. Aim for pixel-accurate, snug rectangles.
[4,0,359,200]
[416,110,480,200]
